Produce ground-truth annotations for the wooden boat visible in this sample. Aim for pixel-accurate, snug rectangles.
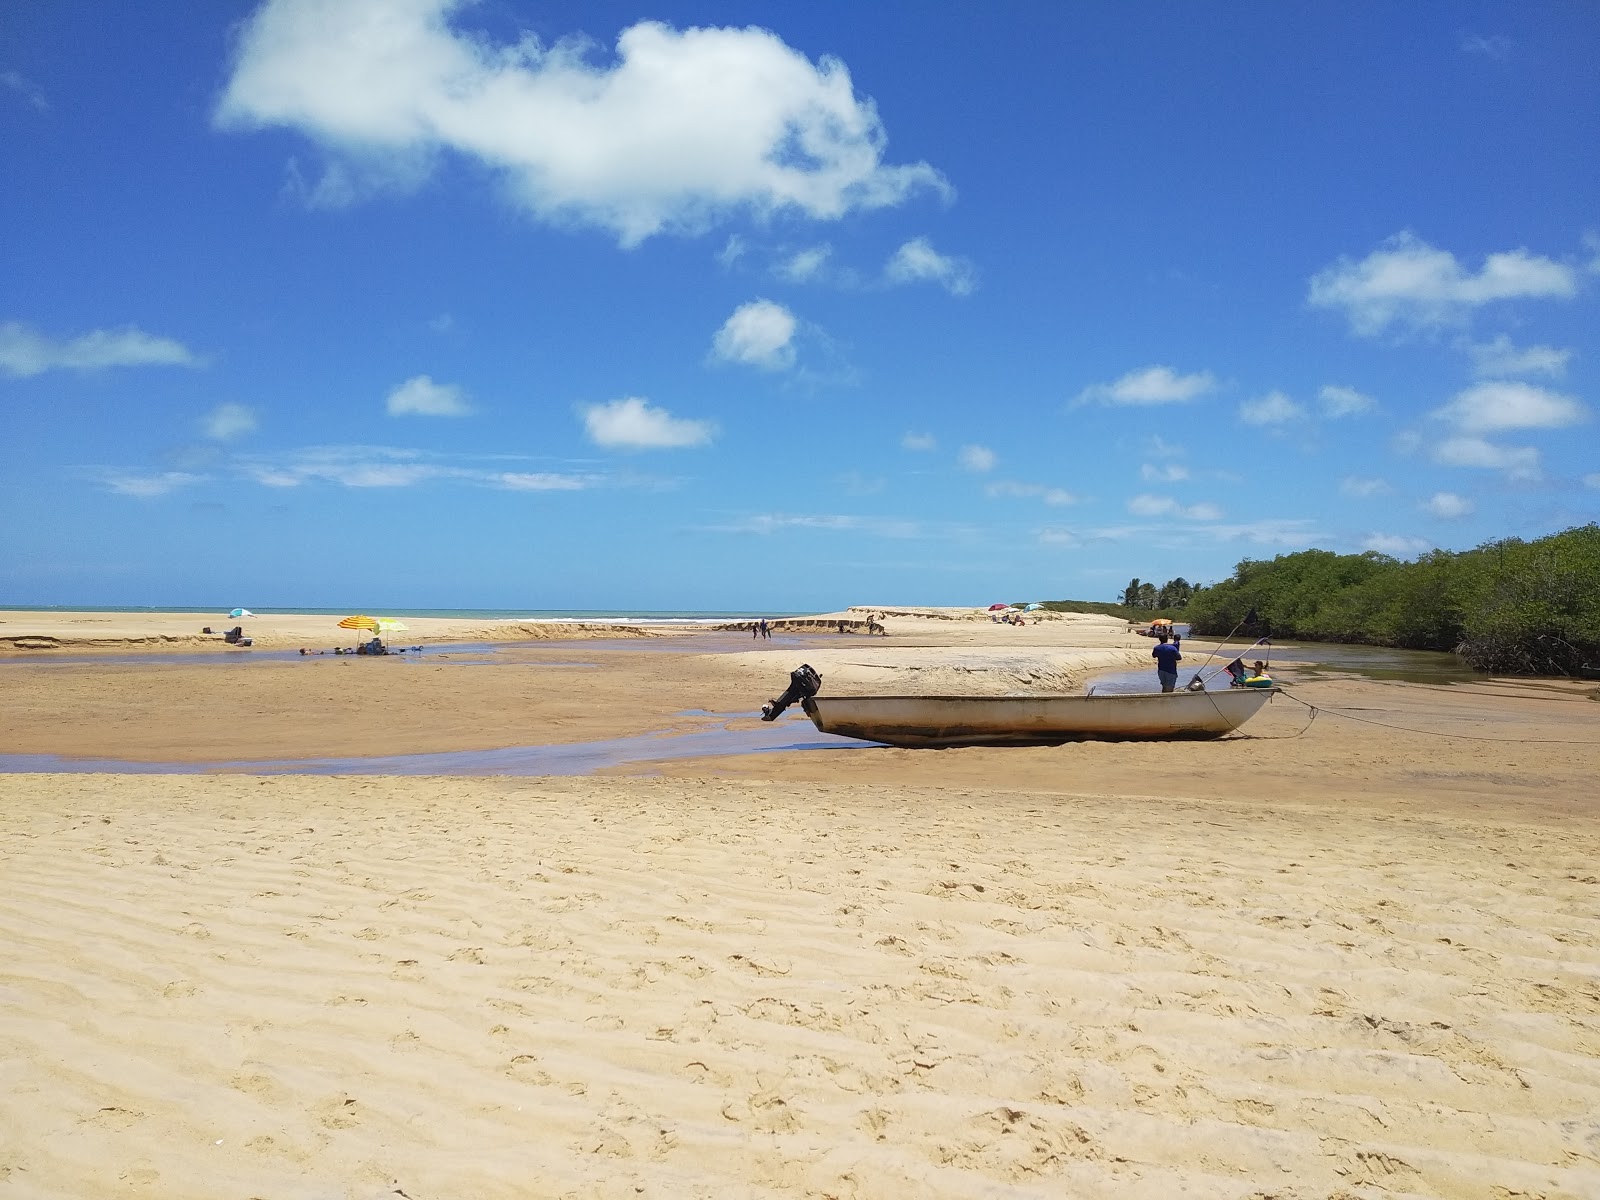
[801,686,1277,747]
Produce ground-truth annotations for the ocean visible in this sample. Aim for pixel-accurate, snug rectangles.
[0,605,811,625]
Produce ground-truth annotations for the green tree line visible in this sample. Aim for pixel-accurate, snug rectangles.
[1180,523,1600,676]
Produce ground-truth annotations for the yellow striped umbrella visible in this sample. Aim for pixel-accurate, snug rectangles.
[337,614,379,632]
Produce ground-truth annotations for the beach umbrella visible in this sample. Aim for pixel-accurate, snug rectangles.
[987,603,1011,611]
[376,618,408,633]
[338,615,379,632]
[229,608,254,618]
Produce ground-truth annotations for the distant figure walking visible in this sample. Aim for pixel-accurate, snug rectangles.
[752,621,759,639]
[1152,632,1182,693]
[760,618,770,639]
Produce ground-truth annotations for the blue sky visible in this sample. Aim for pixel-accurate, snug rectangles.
[3,1,1597,611]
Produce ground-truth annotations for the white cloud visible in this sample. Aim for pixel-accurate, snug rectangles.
[1139,462,1189,483]
[958,444,996,472]
[1466,335,1572,378]
[1238,390,1304,426]
[1586,232,1600,275]
[1433,436,1539,479]
[1422,491,1474,519]
[216,3,948,246]
[102,471,204,498]
[1432,380,1585,433]
[1584,473,1600,489]
[203,402,258,441]
[1363,533,1433,557]
[1037,528,1079,547]
[0,322,197,377]
[884,237,975,295]
[777,244,832,282]
[1147,435,1185,458]
[241,445,452,489]
[716,235,748,268]
[986,481,1077,505]
[1308,232,1576,335]
[1076,365,1217,406]
[386,374,471,416]
[1127,494,1222,521]
[901,431,936,451]
[1340,476,1391,498]
[581,396,715,449]
[711,299,796,370]
[1319,384,1376,418]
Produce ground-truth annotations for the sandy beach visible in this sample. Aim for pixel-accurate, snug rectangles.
[2,609,1598,1197]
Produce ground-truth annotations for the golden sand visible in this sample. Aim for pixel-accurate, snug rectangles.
[1,611,1597,1197]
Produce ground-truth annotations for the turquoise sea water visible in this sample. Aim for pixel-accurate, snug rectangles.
[0,605,809,624]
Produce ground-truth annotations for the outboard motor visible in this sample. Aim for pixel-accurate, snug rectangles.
[761,663,822,721]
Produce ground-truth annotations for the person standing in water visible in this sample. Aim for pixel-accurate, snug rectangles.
[1152,632,1181,693]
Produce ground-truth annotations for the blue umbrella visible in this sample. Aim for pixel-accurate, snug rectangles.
[229,608,254,618]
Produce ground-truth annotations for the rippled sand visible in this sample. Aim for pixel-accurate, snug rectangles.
[4,772,1597,1198]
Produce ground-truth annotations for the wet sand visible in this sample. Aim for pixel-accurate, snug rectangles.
[2,612,1598,1197]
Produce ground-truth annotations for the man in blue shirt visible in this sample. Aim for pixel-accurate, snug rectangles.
[1152,633,1182,692]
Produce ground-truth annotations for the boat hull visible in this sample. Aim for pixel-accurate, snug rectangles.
[802,688,1276,747]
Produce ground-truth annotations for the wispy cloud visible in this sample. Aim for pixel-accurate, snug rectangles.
[1422,491,1474,519]
[1139,462,1189,483]
[710,299,796,370]
[235,445,605,491]
[1238,390,1304,426]
[1127,494,1223,521]
[884,237,976,296]
[715,512,926,538]
[203,402,258,441]
[1432,380,1586,433]
[580,397,715,450]
[1308,232,1576,336]
[1340,476,1391,498]
[1,69,48,112]
[1465,335,1572,378]
[1076,366,1217,406]
[387,374,472,417]
[216,4,948,245]
[1459,32,1512,59]
[901,431,936,452]
[98,471,205,498]
[0,322,198,377]
[986,481,1078,505]
[776,244,832,283]
[958,444,996,472]
[1319,384,1376,418]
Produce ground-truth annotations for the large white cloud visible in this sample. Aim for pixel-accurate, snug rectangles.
[1075,366,1217,406]
[1308,232,1576,335]
[216,1,948,245]
[884,237,975,295]
[0,322,197,377]
[1432,380,1585,433]
[580,396,715,449]
[710,299,796,370]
